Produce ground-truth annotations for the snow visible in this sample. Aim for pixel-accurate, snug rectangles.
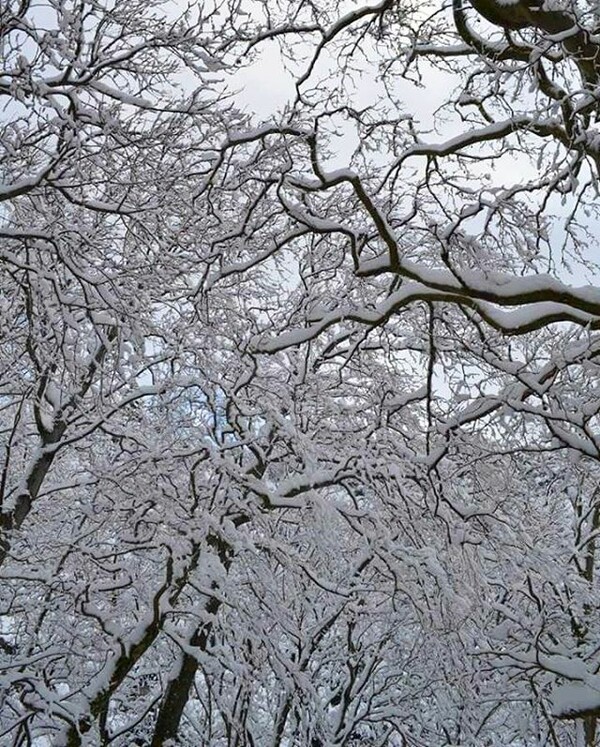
[0,170,46,198]
[257,273,600,354]
[89,80,154,108]
[552,680,600,719]
[6,0,600,744]
[90,310,116,326]
[398,116,534,161]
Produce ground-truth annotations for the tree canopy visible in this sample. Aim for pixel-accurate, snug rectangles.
[2,0,600,745]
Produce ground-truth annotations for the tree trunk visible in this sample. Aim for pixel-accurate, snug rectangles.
[150,597,220,747]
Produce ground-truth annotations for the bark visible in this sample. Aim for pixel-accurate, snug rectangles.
[584,715,597,747]
[151,531,235,746]
[0,433,64,564]
[466,0,600,85]
[149,597,220,747]
[0,330,115,566]
[63,554,175,745]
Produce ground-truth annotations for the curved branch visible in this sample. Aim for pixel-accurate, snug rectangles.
[467,0,600,85]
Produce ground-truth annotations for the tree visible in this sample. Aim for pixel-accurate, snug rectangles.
[3,0,600,745]
[206,0,600,742]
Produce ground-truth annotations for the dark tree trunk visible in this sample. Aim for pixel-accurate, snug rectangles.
[150,596,220,747]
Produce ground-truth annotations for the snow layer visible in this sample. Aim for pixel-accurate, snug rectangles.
[552,679,600,719]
